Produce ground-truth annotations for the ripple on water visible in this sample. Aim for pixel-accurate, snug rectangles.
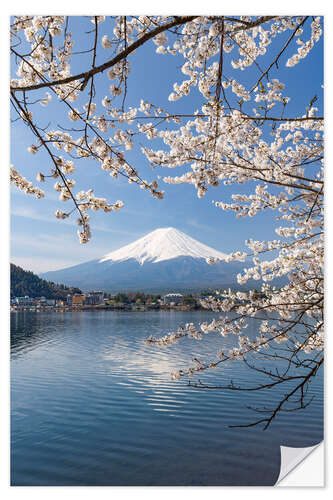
[11,311,323,486]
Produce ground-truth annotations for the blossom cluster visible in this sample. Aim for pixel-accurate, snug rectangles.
[286,17,322,67]
[10,165,45,198]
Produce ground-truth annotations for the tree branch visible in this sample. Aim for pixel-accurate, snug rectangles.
[11,16,198,93]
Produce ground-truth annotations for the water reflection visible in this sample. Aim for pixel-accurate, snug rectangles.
[11,311,323,486]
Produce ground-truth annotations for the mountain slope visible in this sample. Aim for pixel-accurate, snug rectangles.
[41,227,247,292]
[10,263,82,298]
[100,227,228,264]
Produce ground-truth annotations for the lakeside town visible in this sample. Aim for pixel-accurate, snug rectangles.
[10,291,204,312]
[10,263,261,314]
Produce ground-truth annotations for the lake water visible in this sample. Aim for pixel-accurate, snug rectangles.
[11,310,323,486]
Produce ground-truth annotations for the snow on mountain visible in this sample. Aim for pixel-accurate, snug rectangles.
[99,227,228,265]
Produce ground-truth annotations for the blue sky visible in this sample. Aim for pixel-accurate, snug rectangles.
[10,15,323,273]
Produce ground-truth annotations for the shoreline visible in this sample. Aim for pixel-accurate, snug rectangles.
[10,305,206,313]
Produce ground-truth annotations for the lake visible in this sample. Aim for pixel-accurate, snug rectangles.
[11,310,323,486]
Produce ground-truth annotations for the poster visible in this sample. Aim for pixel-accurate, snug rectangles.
[10,13,324,487]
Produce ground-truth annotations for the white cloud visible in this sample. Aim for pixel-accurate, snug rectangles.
[10,204,140,235]
[11,205,64,224]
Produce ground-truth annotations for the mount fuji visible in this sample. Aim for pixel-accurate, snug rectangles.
[40,227,248,292]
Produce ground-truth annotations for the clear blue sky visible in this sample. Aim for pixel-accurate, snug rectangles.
[10,15,323,273]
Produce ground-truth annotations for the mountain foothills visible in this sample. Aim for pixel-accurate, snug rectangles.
[10,263,82,299]
[41,227,249,292]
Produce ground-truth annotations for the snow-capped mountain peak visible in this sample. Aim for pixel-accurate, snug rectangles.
[99,227,227,265]
[41,227,249,291]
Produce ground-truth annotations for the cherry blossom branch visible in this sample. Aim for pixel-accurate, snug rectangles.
[11,16,198,93]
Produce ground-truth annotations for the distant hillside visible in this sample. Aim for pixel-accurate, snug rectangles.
[10,263,82,299]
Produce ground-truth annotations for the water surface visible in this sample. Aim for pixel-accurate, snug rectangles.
[11,310,323,486]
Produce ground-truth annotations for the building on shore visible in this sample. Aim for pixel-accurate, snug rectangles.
[84,291,104,305]
[162,293,183,306]
[14,296,35,306]
[11,292,103,310]
[71,294,86,307]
